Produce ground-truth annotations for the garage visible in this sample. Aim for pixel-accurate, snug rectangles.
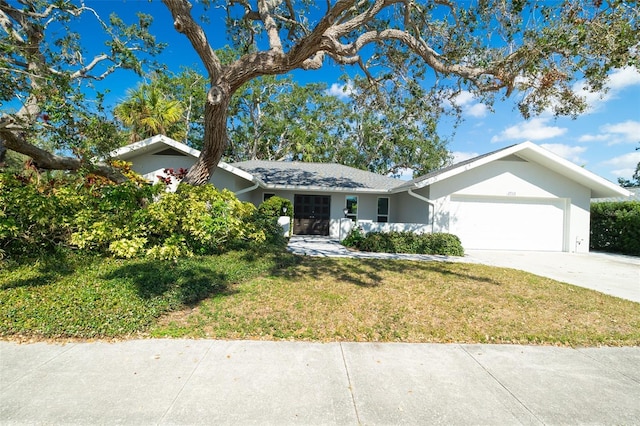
[449,195,567,251]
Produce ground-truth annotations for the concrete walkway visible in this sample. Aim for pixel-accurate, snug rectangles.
[287,236,640,303]
[2,339,639,425]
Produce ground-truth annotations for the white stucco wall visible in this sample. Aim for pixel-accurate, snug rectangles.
[429,159,591,252]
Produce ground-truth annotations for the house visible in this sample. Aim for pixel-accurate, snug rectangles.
[111,135,630,253]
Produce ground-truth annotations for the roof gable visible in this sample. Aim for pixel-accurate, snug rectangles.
[400,142,629,199]
[109,135,200,160]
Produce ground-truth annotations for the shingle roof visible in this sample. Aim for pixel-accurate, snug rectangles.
[231,160,403,191]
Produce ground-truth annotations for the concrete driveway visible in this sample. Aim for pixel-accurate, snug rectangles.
[466,250,640,303]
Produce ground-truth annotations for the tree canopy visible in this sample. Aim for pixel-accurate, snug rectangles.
[1,0,639,184]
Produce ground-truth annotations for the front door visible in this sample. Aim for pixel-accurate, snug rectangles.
[293,194,331,235]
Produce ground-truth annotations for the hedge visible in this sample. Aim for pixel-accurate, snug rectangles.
[590,201,640,256]
[342,228,464,257]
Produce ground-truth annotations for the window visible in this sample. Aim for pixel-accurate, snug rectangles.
[263,193,275,202]
[377,197,389,223]
[345,195,358,222]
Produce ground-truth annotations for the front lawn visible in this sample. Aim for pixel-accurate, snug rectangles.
[2,250,639,346]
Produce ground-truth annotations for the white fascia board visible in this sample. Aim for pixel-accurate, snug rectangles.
[412,141,630,198]
[413,144,526,189]
[109,135,201,160]
[516,142,631,198]
[262,184,390,194]
[216,161,261,184]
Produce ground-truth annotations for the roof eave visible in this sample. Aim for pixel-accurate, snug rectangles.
[262,184,392,193]
[109,135,201,160]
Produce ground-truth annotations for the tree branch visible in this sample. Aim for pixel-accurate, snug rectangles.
[257,0,283,52]
[162,0,222,79]
[1,129,127,183]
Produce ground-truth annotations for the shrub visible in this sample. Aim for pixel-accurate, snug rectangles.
[343,230,464,256]
[342,226,365,248]
[255,196,293,243]
[257,196,293,220]
[590,201,640,256]
[1,172,285,260]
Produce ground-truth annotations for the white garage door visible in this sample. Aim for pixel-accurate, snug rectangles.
[449,196,566,251]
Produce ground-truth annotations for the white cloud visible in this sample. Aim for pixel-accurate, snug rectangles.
[577,120,640,145]
[452,151,480,163]
[540,144,588,164]
[601,151,640,178]
[467,103,488,118]
[607,66,640,90]
[573,66,640,112]
[451,90,488,118]
[578,134,610,143]
[600,120,640,143]
[491,117,567,142]
[326,82,354,100]
[453,90,474,106]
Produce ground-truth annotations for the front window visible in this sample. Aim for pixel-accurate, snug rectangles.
[345,195,358,222]
[377,197,389,222]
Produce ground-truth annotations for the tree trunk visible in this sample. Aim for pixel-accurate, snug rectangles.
[182,87,230,185]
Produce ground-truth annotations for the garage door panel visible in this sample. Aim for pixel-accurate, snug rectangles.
[450,196,565,251]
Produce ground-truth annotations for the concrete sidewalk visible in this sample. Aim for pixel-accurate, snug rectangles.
[1,339,639,425]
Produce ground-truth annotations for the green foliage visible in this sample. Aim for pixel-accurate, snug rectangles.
[590,201,640,256]
[0,249,288,339]
[342,226,366,248]
[343,230,464,257]
[257,196,293,220]
[0,174,285,260]
[254,196,293,242]
[226,74,452,177]
[2,1,163,162]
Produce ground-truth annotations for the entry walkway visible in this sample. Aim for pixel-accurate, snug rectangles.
[287,236,640,303]
[2,339,639,425]
[287,235,481,264]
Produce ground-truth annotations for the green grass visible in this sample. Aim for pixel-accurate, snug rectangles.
[0,249,292,339]
[2,250,639,346]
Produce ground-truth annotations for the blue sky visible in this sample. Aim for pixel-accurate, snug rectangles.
[81,1,640,184]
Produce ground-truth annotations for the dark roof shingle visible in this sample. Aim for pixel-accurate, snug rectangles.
[231,160,402,191]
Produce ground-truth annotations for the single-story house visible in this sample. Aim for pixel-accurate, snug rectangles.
[111,134,631,253]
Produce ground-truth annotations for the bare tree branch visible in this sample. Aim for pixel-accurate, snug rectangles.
[162,0,222,80]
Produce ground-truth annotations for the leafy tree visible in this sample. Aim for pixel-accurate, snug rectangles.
[0,0,162,181]
[618,145,640,188]
[227,75,350,162]
[227,73,450,176]
[333,75,452,177]
[115,83,185,143]
[3,0,639,185]
[146,68,208,148]
[160,0,640,184]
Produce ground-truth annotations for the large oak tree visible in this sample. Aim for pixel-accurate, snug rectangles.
[0,0,162,181]
[2,0,639,184]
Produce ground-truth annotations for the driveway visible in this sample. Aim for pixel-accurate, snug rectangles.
[287,237,640,303]
[465,250,640,303]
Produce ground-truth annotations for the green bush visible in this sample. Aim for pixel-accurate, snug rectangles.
[257,196,293,221]
[343,229,464,256]
[255,196,293,243]
[0,173,286,260]
[590,201,640,256]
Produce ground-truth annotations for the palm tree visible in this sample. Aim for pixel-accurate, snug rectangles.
[114,84,185,143]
